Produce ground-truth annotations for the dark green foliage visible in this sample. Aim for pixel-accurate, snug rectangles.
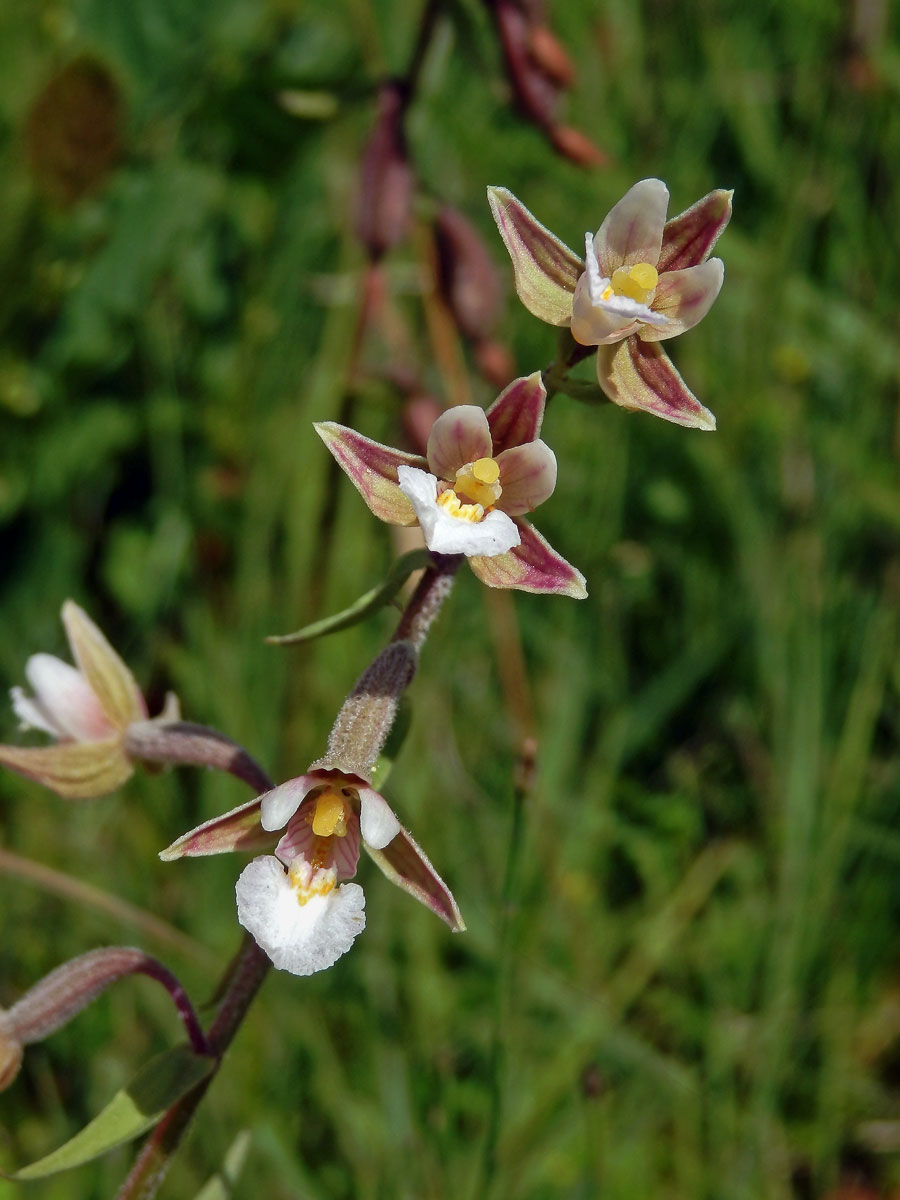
[1,0,900,1196]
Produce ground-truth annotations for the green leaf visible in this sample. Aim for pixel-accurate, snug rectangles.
[192,1129,252,1199]
[9,1045,214,1180]
[266,549,432,645]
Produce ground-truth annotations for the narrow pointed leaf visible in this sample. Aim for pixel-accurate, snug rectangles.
[192,1130,252,1200]
[267,549,433,645]
[10,1045,214,1180]
[487,187,581,326]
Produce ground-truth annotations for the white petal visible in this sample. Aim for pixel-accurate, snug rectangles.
[570,272,668,347]
[259,776,316,832]
[396,466,520,558]
[18,655,113,740]
[236,856,366,976]
[358,787,402,850]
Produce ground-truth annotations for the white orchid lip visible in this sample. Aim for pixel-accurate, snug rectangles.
[583,232,668,326]
[397,465,520,558]
[236,854,366,976]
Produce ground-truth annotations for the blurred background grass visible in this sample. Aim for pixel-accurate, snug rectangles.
[1,0,900,1196]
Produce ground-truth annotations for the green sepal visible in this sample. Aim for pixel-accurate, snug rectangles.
[7,1045,214,1181]
[266,549,433,645]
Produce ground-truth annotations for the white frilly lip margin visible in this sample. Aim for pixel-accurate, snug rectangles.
[236,856,366,976]
[397,465,520,558]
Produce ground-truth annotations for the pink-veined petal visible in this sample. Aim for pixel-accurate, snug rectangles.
[236,856,365,975]
[487,186,582,327]
[62,601,146,730]
[468,519,587,598]
[657,189,733,273]
[0,738,133,800]
[641,259,724,342]
[593,179,669,276]
[13,656,113,741]
[258,773,326,832]
[314,422,424,526]
[357,786,402,850]
[426,406,492,479]
[596,338,716,430]
[485,372,547,452]
[276,797,361,880]
[366,828,465,931]
[159,797,271,860]
[495,440,557,515]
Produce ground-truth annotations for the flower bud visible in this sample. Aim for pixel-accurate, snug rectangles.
[527,26,575,89]
[493,0,560,129]
[434,206,503,340]
[550,125,609,167]
[356,82,413,261]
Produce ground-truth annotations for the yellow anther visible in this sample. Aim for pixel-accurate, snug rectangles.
[628,262,658,290]
[312,790,348,837]
[472,457,500,485]
[610,261,658,305]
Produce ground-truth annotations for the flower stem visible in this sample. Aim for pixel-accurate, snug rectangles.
[118,560,461,1196]
[392,553,462,649]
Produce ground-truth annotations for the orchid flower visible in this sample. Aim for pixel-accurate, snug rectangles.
[0,600,177,800]
[162,768,464,977]
[315,373,586,598]
[488,180,732,430]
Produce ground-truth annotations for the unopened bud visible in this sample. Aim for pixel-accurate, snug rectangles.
[1,948,209,1070]
[435,206,503,339]
[549,124,609,168]
[356,82,413,260]
[494,0,560,128]
[474,338,516,389]
[313,641,418,780]
[402,394,445,457]
[528,26,575,89]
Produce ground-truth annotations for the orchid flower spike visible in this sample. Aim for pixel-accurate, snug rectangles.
[488,180,732,430]
[0,600,178,799]
[163,768,464,977]
[315,373,586,598]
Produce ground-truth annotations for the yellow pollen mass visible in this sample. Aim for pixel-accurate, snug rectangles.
[311,790,348,837]
[453,458,502,508]
[610,261,659,305]
[436,488,485,523]
[472,457,500,485]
